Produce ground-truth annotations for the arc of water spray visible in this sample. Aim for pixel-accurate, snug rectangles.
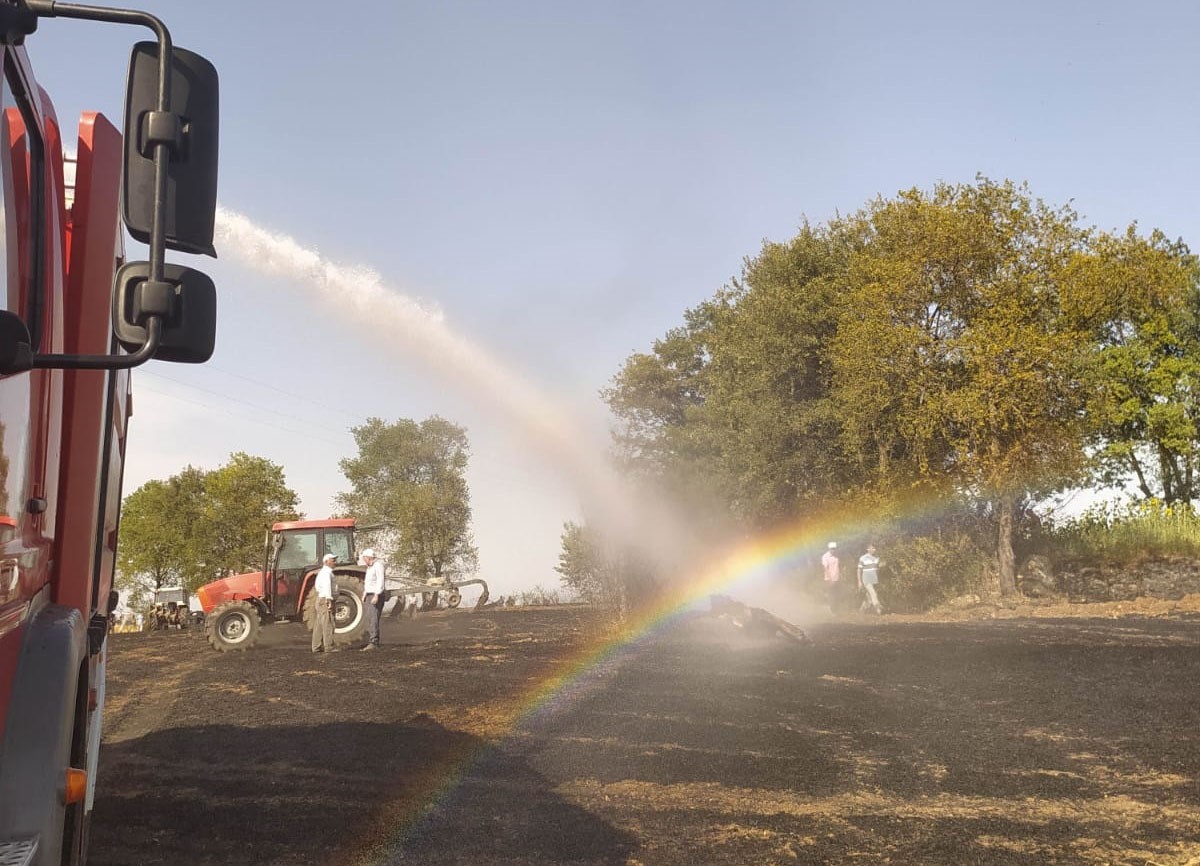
[212,207,684,549]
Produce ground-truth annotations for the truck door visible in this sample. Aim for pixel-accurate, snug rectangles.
[272,529,318,619]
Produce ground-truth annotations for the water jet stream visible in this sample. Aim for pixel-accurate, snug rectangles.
[213,207,687,552]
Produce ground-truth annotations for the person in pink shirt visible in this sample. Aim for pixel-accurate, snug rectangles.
[820,542,840,613]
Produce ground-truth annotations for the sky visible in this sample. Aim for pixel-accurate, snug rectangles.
[24,1,1200,596]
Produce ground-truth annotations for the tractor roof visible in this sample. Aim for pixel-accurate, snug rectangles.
[272,518,357,531]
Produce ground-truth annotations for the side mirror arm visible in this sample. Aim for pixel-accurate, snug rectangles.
[30,316,162,370]
[0,315,162,374]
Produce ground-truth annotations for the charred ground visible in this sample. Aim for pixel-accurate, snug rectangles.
[90,605,1200,865]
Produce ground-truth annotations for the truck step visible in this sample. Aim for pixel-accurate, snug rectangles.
[0,836,38,866]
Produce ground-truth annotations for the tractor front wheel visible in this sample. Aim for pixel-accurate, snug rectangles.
[205,600,262,652]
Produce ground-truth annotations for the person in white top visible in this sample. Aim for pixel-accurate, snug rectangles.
[857,544,883,615]
[311,553,337,653]
[361,548,386,650]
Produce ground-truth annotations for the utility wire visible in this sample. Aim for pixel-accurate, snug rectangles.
[203,361,368,421]
[134,382,351,449]
[139,367,352,438]
[138,372,545,493]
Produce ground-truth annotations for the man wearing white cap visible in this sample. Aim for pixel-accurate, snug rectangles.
[361,549,386,650]
[820,542,840,613]
[311,553,337,654]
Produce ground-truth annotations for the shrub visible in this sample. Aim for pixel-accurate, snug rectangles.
[517,584,561,606]
[882,532,990,612]
[1048,499,1200,564]
[555,520,656,615]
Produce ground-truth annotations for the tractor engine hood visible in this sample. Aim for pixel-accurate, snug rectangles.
[196,571,264,613]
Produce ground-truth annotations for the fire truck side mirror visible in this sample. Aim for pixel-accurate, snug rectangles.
[112,262,216,363]
[123,42,219,257]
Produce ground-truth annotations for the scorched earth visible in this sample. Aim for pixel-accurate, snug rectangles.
[89,604,1200,865]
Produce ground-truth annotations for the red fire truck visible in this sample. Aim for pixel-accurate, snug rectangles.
[0,2,219,863]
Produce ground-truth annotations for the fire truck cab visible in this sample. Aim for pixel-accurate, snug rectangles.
[0,3,220,864]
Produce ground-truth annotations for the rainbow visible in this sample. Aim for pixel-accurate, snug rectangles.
[364,509,882,859]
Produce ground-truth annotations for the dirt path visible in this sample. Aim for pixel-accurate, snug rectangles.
[89,607,1200,865]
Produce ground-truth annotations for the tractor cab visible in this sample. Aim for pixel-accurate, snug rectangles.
[263,519,357,617]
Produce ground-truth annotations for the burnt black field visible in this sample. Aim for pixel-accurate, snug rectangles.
[90,606,1200,866]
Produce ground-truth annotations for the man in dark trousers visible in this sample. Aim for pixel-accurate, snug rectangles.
[361,548,386,650]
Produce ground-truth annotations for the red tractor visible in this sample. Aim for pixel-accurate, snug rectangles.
[196,519,368,651]
[196,517,492,651]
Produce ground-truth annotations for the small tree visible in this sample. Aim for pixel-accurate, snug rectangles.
[555,521,655,617]
[337,417,479,588]
[117,474,203,596]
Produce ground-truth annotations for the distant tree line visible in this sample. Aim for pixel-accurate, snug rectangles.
[574,177,1199,608]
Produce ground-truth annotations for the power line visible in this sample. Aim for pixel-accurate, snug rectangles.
[179,368,550,488]
[203,361,367,421]
[135,381,352,448]
[136,374,553,497]
[139,369,355,438]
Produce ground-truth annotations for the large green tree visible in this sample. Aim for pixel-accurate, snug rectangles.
[199,448,302,575]
[202,452,303,578]
[1065,227,1200,503]
[117,454,301,595]
[606,221,860,529]
[830,180,1093,594]
[700,223,860,523]
[336,417,478,585]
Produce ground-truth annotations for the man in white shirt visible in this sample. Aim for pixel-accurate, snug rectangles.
[857,544,883,615]
[311,553,337,653]
[361,548,386,650]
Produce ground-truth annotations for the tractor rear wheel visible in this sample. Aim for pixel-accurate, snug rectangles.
[205,600,261,651]
[303,574,367,646]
